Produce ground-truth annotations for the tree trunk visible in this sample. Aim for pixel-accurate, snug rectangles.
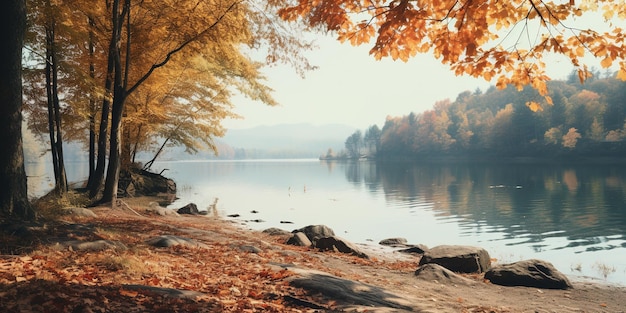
[0,0,35,220]
[87,6,119,198]
[101,89,124,203]
[101,0,125,204]
[52,45,68,193]
[45,15,67,194]
[88,16,97,185]
[45,28,60,191]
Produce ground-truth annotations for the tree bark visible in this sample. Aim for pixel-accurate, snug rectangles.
[88,16,97,186]
[45,12,68,194]
[101,0,125,203]
[87,2,120,198]
[0,0,35,220]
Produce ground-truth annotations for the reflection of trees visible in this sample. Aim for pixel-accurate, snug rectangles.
[342,160,381,191]
[371,162,626,250]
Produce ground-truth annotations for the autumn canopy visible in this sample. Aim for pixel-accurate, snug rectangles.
[277,0,626,110]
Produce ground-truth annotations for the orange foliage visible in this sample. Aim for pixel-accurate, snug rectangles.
[278,0,626,109]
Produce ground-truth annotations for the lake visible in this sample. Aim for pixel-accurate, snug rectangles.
[27,159,626,285]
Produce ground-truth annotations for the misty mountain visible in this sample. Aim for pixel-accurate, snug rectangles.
[217,123,356,158]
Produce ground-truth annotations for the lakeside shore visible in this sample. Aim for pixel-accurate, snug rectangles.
[2,196,626,312]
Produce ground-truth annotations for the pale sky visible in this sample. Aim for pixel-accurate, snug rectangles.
[225,17,616,131]
[225,35,493,130]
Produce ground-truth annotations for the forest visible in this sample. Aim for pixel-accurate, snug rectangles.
[340,72,626,160]
[3,0,626,219]
[16,0,314,206]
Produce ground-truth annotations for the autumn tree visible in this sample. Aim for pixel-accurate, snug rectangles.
[363,124,382,155]
[24,0,76,195]
[345,130,364,158]
[544,127,563,145]
[562,127,582,149]
[0,0,35,220]
[279,0,626,108]
[21,0,313,202]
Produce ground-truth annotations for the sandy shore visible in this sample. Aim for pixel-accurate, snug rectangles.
[1,196,625,312]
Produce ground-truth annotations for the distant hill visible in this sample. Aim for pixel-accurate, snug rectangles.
[25,123,356,162]
[216,123,356,159]
[129,123,356,160]
[221,123,355,149]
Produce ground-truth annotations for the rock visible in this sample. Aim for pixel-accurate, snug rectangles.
[287,232,312,247]
[379,237,408,246]
[414,263,475,285]
[177,203,199,215]
[146,202,179,216]
[146,235,208,249]
[315,236,369,259]
[227,214,240,218]
[238,245,262,254]
[293,225,335,243]
[262,228,291,236]
[484,259,573,289]
[66,207,97,218]
[419,245,491,273]
[397,245,428,255]
[63,240,127,252]
[286,268,414,311]
[118,167,176,198]
[122,285,206,299]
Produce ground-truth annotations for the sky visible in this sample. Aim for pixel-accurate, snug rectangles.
[224,16,617,131]
[225,35,493,130]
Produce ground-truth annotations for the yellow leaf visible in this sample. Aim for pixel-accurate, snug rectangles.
[600,56,613,68]
[526,101,543,112]
[617,69,626,81]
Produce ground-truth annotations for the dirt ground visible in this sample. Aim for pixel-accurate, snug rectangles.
[1,197,625,312]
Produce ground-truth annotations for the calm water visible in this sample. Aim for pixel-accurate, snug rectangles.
[27,159,626,285]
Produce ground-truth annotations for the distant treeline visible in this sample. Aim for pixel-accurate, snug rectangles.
[339,71,626,161]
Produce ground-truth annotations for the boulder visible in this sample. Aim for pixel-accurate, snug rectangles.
[66,207,97,218]
[418,245,491,273]
[177,203,199,215]
[63,240,127,252]
[146,202,179,216]
[286,232,312,247]
[292,225,335,243]
[414,263,475,285]
[484,259,573,290]
[397,244,428,255]
[118,167,176,198]
[287,268,414,311]
[378,237,408,246]
[238,245,262,254]
[315,236,369,259]
[262,228,291,236]
[146,235,208,249]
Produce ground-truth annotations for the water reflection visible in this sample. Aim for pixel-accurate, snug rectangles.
[90,159,626,284]
[344,161,626,254]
